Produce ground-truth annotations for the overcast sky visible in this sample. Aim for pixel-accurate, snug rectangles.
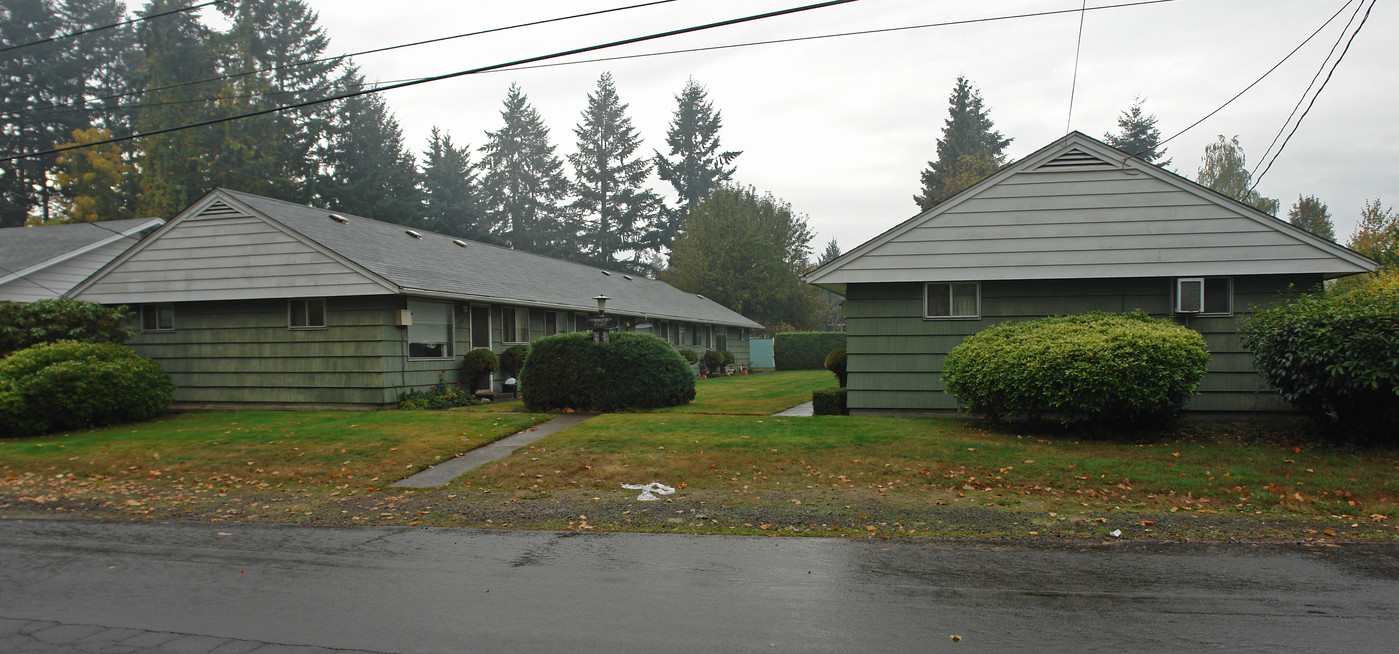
[204,0,1397,255]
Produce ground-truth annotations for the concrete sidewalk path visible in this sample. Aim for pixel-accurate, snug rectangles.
[773,401,814,417]
[392,413,595,488]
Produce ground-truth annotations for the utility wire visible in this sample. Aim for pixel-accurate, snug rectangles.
[9,0,1173,123]
[1065,0,1089,135]
[2,0,860,163]
[0,1,226,55]
[1249,0,1373,190]
[1155,0,1355,151]
[5,0,676,119]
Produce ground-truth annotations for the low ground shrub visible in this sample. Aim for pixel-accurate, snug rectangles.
[774,331,846,370]
[678,348,699,364]
[520,332,695,412]
[462,348,498,392]
[943,311,1209,425]
[398,374,475,410]
[0,340,173,437]
[702,349,725,373]
[812,387,847,415]
[824,348,847,387]
[1241,282,1398,440]
[0,298,132,356]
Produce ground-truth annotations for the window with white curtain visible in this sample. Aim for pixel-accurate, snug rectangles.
[407,300,453,358]
[925,282,980,319]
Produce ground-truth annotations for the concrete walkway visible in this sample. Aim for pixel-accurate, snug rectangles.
[773,401,814,417]
[391,413,595,488]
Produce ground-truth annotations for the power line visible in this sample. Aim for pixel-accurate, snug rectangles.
[8,0,1173,125]
[1065,0,1089,135]
[1250,0,1373,191]
[0,1,227,55]
[2,0,860,164]
[1155,0,1356,151]
[4,0,676,120]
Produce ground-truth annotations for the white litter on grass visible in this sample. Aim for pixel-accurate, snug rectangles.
[621,482,675,501]
[1110,529,1122,538]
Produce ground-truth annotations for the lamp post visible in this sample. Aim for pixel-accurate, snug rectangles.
[589,295,617,343]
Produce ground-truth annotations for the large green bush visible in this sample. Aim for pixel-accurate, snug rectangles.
[943,312,1210,424]
[774,331,846,370]
[520,332,695,412]
[0,341,173,437]
[824,348,847,387]
[1241,282,1398,439]
[702,349,725,373]
[499,344,529,379]
[0,298,133,356]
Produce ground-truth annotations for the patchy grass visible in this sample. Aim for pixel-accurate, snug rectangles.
[656,370,831,414]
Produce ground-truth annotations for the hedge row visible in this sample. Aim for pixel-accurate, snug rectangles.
[519,332,695,412]
[774,331,846,370]
[812,387,847,415]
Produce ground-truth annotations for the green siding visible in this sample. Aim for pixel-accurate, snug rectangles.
[844,275,1321,413]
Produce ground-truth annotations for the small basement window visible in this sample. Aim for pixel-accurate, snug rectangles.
[1176,277,1232,315]
[141,303,174,332]
[925,282,980,319]
[288,298,326,329]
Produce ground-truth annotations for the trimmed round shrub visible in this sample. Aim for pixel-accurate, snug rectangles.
[943,312,1210,424]
[1241,281,1398,440]
[0,340,173,437]
[462,348,498,391]
[679,348,699,364]
[824,348,847,387]
[520,332,695,412]
[0,297,133,357]
[702,349,725,373]
[499,344,529,379]
[722,350,735,366]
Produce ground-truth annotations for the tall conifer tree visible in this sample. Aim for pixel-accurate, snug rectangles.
[653,78,740,253]
[1287,195,1335,241]
[569,72,661,271]
[915,76,1011,211]
[310,68,422,221]
[478,83,572,256]
[421,127,486,240]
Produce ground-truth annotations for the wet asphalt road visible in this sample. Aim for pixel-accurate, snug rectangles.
[0,519,1396,653]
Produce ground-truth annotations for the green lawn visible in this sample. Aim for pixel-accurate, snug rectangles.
[2,371,1397,539]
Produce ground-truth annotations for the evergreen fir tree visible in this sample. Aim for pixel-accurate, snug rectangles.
[568,72,661,271]
[478,83,572,256]
[915,76,1011,211]
[1196,135,1279,216]
[1104,96,1170,166]
[310,68,423,222]
[50,127,133,223]
[817,238,841,266]
[653,78,740,253]
[421,127,486,240]
[1286,195,1335,241]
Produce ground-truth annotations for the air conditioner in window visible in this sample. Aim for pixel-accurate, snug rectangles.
[1176,278,1204,313]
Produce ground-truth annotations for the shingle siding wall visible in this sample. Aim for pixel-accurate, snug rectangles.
[844,275,1319,413]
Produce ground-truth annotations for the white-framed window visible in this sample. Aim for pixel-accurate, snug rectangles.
[407,299,453,359]
[141,303,174,332]
[925,282,980,319]
[668,322,680,345]
[1175,277,1232,315]
[502,307,530,343]
[288,298,326,329]
[544,311,559,336]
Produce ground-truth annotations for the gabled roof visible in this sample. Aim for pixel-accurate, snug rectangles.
[806,132,1379,294]
[0,218,164,292]
[74,189,762,329]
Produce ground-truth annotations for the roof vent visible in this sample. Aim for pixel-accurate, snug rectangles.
[329,213,348,224]
[405,229,423,239]
[452,239,469,248]
[622,274,632,280]
[600,270,612,276]
[696,294,706,299]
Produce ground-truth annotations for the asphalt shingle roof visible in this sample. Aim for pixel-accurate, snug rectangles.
[0,218,161,274]
[222,190,763,329]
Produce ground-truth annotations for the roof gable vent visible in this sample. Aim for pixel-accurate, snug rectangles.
[1033,148,1114,171]
[199,200,242,217]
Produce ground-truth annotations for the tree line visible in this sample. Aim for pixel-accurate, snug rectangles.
[913,75,1397,269]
